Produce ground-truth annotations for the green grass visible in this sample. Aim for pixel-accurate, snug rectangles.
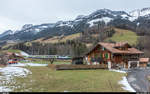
[20,59,71,65]
[8,67,127,92]
[1,43,17,49]
[33,33,81,44]
[105,28,138,45]
[4,49,21,53]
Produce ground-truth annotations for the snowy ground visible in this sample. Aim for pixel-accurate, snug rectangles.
[20,51,29,57]
[0,66,32,92]
[119,77,136,92]
[8,63,48,67]
[109,69,136,92]
[0,62,47,92]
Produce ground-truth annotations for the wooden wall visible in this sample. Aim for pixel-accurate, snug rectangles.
[87,45,112,64]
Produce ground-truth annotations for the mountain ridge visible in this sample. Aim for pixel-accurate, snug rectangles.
[0,7,150,41]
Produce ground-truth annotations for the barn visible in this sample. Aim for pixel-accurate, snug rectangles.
[85,42,144,69]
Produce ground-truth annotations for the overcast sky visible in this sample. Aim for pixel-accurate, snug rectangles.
[0,0,150,33]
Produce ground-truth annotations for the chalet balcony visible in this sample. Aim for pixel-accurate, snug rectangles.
[122,57,139,61]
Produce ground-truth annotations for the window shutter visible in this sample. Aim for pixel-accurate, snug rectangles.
[105,53,109,59]
[105,53,107,59]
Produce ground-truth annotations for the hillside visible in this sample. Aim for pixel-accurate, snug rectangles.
[33,33,81,43]
[1,49,29,57]
[33,28,138,46]
[1,43,17,49]
[105,28,138,45]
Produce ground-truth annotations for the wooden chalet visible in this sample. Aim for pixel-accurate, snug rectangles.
[85,42,144,69]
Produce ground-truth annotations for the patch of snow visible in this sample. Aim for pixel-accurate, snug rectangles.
[129,17,137,22]
[0,67,32,92]
[0,86,12,92]
[64,90,69,92]
[137,22,140,26]
[74,19,83,22]
[0,67,32,78]
[15,53,20,56]
[128,76,136,82]
[121,14,129,19]
[75,15,85,20]
[8,63,48,67]
[119,77,136,92]
[140,8,150,16]
[22,24,33,30]
[20,51,29,57]
[35,28,40,32]
[58,23,66,27]
[129,10,140,18]
[57,22,73,28]
[88,17,113,27]
[129,10,140,21]
[109,69,126,73]
[41,26,48,28]
[129,8,150,21]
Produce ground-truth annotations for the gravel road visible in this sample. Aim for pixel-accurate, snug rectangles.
[127,68,150,92]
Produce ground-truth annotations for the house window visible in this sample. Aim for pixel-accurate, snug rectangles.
[102,47,105,51]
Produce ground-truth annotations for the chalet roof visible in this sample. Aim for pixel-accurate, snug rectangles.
[86,42,144,55]
[139,58,149,62]
[99,42,144,54]
[113,42,130,48]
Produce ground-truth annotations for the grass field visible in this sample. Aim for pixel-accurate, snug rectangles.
[105,28,138,45]
[2,49,22,53]
[1,43,17,49]
[33,33,81,43]
[6,49,22,53]
[8,67,127,92]
[20,59,71,65]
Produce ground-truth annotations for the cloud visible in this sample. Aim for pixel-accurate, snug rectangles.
[0,0,150,33]
[0,16,22,34]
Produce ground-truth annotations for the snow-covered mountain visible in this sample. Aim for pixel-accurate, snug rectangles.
[0,30,14,38]
[15,23,55,34]
[1,7,150,41]
[129,8,150,19]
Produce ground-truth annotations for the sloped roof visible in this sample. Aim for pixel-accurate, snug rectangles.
[99,42,144,54]
[113,42,130,48]
[86,42,144,55]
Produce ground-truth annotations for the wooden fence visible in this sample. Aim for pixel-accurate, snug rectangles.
[48,64,108,70]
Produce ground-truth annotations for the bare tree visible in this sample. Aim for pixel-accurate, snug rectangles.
[0,53,8,65]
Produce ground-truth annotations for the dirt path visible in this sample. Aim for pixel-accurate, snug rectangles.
[127,68,150,92]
